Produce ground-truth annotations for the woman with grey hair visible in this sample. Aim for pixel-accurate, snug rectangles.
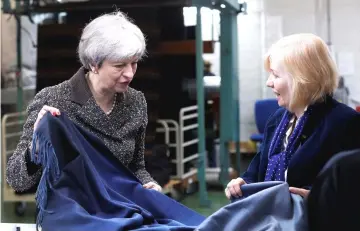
[7,11,162,193]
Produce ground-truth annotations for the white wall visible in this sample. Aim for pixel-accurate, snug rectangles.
[330,0,360,105]
[235,0,360,141]
[238,0,263,140]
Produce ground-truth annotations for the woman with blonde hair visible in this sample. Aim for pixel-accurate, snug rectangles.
[225,33,360,199]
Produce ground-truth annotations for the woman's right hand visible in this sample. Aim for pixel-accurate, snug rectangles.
[225,178,247,199]
[33,105,60,131]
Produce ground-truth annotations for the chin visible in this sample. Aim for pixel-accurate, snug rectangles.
[277,99,285,107]
[115,86,128,93]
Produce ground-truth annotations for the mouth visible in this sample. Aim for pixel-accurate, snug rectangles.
[119,81,131,85]
[274,91,280,97]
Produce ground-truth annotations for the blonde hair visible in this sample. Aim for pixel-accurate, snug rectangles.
[264,33,338,111]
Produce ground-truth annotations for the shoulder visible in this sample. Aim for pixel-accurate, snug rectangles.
[324,98,359,125]
[308,98,360,141]
[33,80,71,102]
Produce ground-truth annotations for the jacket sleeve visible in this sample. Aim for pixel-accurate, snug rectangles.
[128,92,156,185]
[6,88,50,192]
[241,149,261,184]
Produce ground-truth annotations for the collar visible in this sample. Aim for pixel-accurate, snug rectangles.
[69,67,128,106]
[69,67,92,105]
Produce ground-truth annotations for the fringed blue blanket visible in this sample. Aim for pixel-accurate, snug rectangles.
[31,113,205,231]
[31,113,309,231]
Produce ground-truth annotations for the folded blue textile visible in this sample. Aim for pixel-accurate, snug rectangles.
[31,113,205,231]
[196,181,308,231]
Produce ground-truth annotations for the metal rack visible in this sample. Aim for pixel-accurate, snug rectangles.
[156,105,201,180]
[1,111,35,221]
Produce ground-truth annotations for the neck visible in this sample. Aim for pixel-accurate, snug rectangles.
[87,72,115,107]
[293,105,306,118]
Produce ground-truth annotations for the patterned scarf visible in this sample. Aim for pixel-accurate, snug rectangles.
[264,107,312,181]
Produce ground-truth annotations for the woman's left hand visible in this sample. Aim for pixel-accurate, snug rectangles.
[289,187,310,198]
[143,182,162,192]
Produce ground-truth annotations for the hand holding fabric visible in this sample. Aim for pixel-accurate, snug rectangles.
[34,105,61,131]
[289,187,309,198]
[143,182,162,192]
[225,178,247,199]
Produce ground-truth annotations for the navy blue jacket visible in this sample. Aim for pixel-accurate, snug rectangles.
[242,97,360,188]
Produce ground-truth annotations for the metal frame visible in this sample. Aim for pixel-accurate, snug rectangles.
[156,119,181,179]
[1,111,35,222]
[156,105,201,181]
[179,105,200,180]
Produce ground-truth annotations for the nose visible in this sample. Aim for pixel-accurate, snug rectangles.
[122,63,135,80]
[266,75,274,88]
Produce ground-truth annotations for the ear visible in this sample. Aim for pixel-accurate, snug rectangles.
[90,65,99,74]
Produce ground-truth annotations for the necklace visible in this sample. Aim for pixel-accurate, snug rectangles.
[106,93,117,115]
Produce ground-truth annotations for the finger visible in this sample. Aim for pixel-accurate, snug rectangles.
[289,187,309,197]
[144,183,156,189]
[233,183,242,197]
[42,105,61,115]
[228,186,237,198]
[237,178,246,185]
[226,179,234,188]
[38,108,48,118]
[225,188,231,199]
[148,182,156,188]
[34,109,49,129]
[143,183,151,189]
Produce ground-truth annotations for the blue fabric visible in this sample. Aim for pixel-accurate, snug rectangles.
[30,112,205,231]
[242,96,360,188]
[264,108,311,181]
[197,181,308,231]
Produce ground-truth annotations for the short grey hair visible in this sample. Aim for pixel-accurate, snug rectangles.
[78,11,146,69]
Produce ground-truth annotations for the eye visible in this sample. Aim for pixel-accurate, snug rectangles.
[273,73,279,78]
[114,64,125,68]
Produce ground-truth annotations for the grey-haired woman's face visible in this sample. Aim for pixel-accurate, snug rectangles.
[95,58,138,93]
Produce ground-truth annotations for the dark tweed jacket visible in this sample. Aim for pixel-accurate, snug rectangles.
[6,67,155,192]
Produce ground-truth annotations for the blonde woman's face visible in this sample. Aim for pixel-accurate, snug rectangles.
[266,59,293,109]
